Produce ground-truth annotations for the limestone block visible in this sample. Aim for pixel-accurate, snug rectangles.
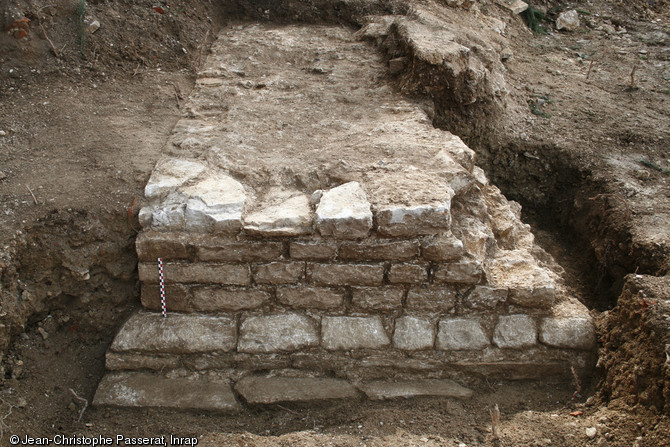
[486,250,555,308]
[136,231,193,261]
[253,262,305,284]
[375,203,451,237]
[451,215,493,261]
[433,261,483,284]
[315,182,372,239]
[110,312,236,354]
[493,315,537,348]
[406,286,458,311]
[196,241,283,262]
[464,285,508,309]
[192,287,270,311]
[144,158,207,200]
[393,316,434,350]
[421,235,464,261]
[138,262,250,285]
[289,241,338,260]
[339,240,419,261]
[352,287,404,310]
[235,377,359,404]
[151,201,186,230]
[388,263,428,284]
[105,352,179,371]
[359,379,473,400]
[495,0,529,15]
[238,314,319,353]
[181,173,246,232]
[322,316,390,350]
[437,318,489,350]
[244,194,313,236]
[94,372,241,412]
[277,287,344,310]
[556,10,580,31]
[540,317,596,350]
[308,263,384,286]
[141,284,193,312]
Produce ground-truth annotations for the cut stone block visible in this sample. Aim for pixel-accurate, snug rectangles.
[406,286,458,311]
[493,315,537,349]
[244,194,313,236]
[433,261,483,284]
[464,285,508,309]
[110,312,236,354]
[289,241,338,260]
[316,182,372,239]
[136,231,193,261]
[192,287,270,311]
[151,200,186,230]
[181,172,246,232]
[277,287,344,310]
[351,287,404,310]
[138,262,250,285]
[196,241,283,262]
[393,316,435,350]
[94,372,240,412]
[495,0,528,15]
[235,376,359,404]
[144,158,207,200]
[388,263,428,284]
[308,263,384,286]
[238,314,319,353]
[375,203,451,237]
[421,235,464,261]
[339,240,419,261]
[105,352,179,371]
[253,262,305,284]
[359,379,473,400]
[437,318,489,350]
[322,316,390,350]
[540,317,596,350]
[486,250,555,308]
[141,284,193,312]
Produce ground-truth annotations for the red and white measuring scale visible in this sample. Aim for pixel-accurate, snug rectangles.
[157,258,167,318]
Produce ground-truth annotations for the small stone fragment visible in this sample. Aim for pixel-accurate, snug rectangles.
[556,10,580,31]
[585,427,597,439]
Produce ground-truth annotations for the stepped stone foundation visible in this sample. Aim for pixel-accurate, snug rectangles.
[94,23,596,410]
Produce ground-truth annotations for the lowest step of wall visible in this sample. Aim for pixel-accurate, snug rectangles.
[94,23,596,410]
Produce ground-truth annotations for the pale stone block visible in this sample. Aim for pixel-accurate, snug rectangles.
[253,262,305,284]
[244,194,313,236]
[393,316,434,350]
[289,241,338,260]
[388,263,428,284]
[406,286,458,311]
[352,287,404,310]
[486,250,555,308]
[465,285,508,309]
[376,203,451,237]
[144,158,207,200]
[308,263,384,286]
[238,314,319,353]
[421,235,464,261]
[277,287,344,310]
[322,316,390,350]
[192,287,269,311]
[235,377,358,404]
[540,317,596,350]
[316,182,372,239]
[181,172,246,232]
[493,315,537,348]
[433,261,483,284]
[437,318,489,350]
[339,240,419,261]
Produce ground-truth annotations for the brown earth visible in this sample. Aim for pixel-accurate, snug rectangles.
[0,0,669,446]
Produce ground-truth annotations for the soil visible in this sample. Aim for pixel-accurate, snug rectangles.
[0,0,669,446]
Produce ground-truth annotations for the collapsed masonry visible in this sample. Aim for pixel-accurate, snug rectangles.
[94,23,595,411]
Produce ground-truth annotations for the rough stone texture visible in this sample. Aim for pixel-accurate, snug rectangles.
[393,316,434,350]
[244,194,313,236]
[235,376,359,404]
[360,379,473,400]
[375,202,451,237]
[105,352,179,371]
[196,241,283,262]
[141,284,193,312]
[277,287,344,310]
[138,262,250,285]
[493,315,537,349]
[182,172,246,232]
[486,250,555,308]
[433,261,483,284]
[94,372,241,411]
[556,9,580,31]
[406,286,458,311]
[339,240,419,261]
[464,285,508,309]
[289,241,338,260]
[437,318,489,350]
[309,263,384,286]
[315,182,373,239]
[136,231,192,261]
[253,262,305,285]
[111,312,236,354]
[388,263,428,284]
[540,317,596,350]
[421,235,465,262]
[144,158,206,200]
[322,316,390,350]
[494,0,529,15]
[351,287,404,310]
[192,287,270,311]
[238,314,319,353]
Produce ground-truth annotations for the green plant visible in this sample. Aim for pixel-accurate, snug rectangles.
[77,0,87,52]
[521,6,547,34]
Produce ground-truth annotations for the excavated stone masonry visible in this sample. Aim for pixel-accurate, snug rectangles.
[94,23,595,410]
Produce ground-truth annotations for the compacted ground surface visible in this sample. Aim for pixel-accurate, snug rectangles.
[0,0,669,445]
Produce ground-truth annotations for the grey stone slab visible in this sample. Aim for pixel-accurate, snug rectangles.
[540,317,596,350]
[289,241,338,260]
[181,172,246,232]
[238,314,319,353]
[493,315,537,349]
[235,376,359,404]
[437,318,489,350]
[393,316,435,350]
[359,379,473,400]
[253,262,305,284]
[351,287,404,310]
[110,311,236,354]
[375,203,451,237]
[277,287,344,310]
[316,182,372,239]
[244,194,313,236]
[321,316,390,350]
[406,286,458,311]
[94,372,241,412]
